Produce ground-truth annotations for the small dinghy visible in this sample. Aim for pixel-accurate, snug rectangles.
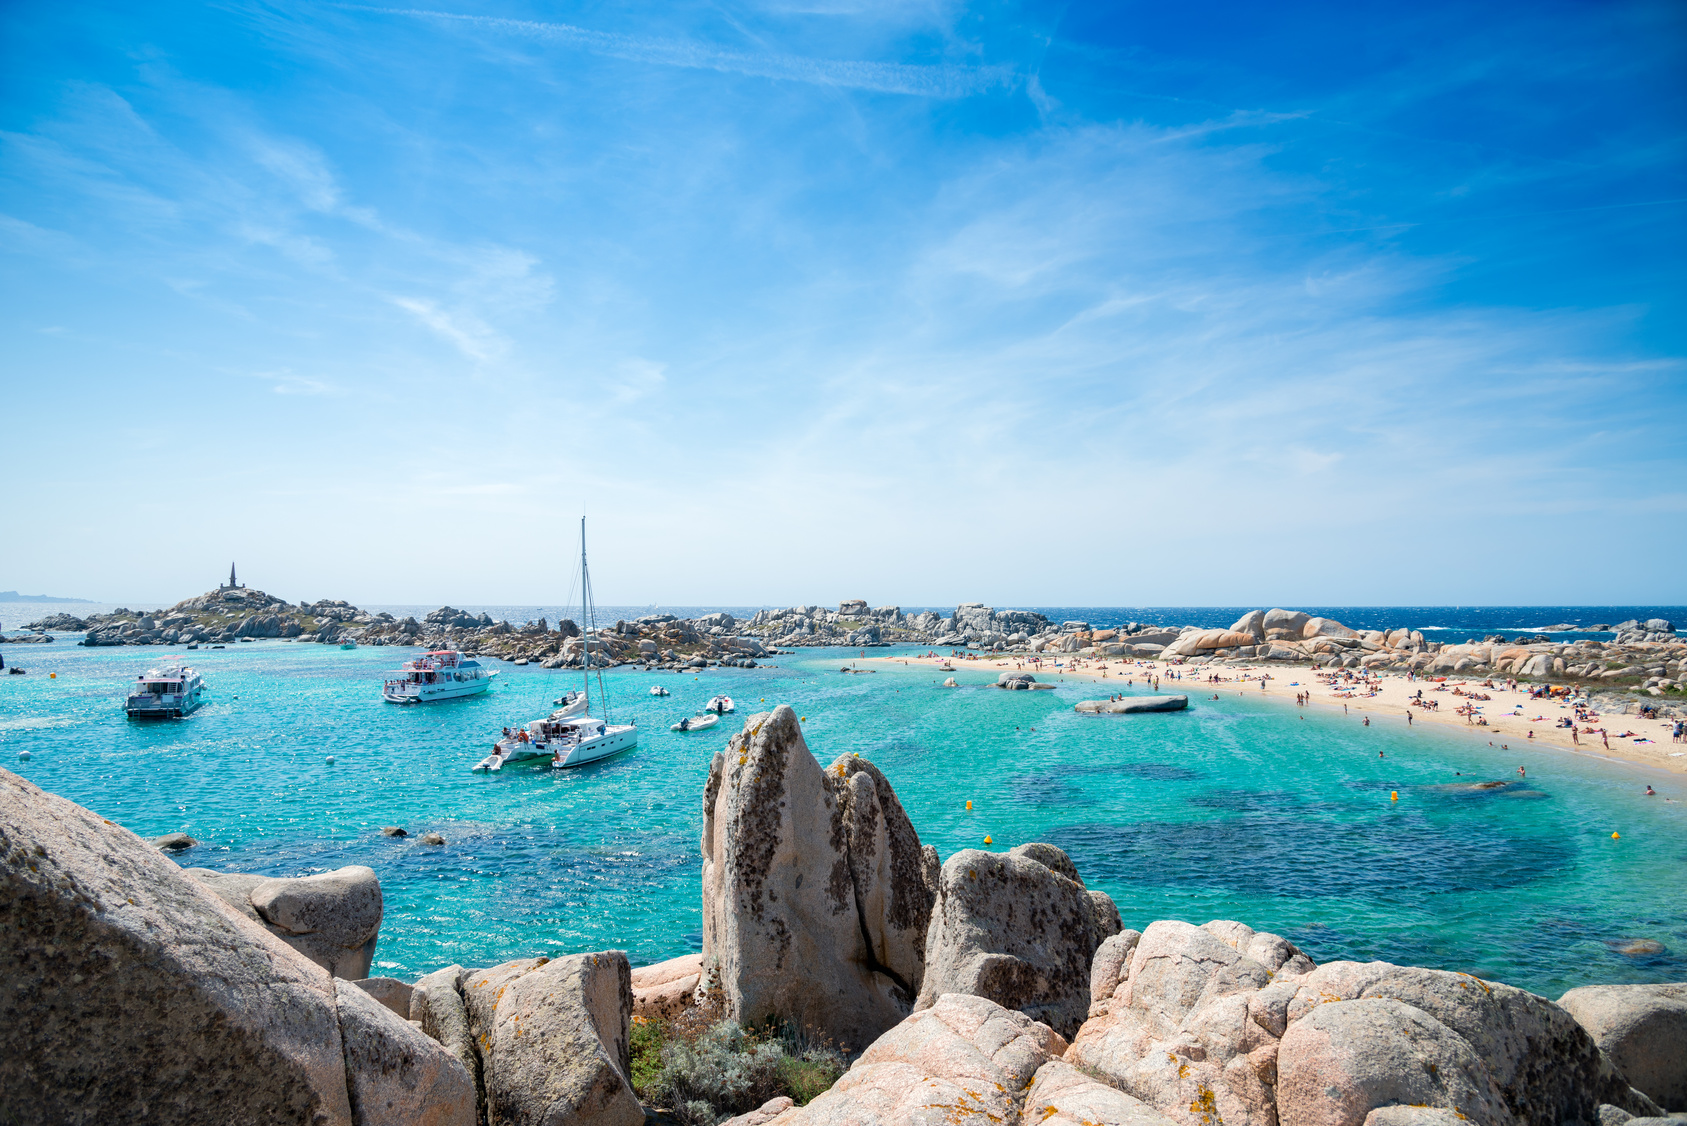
[671,713,720,733]
[552,690,587,717]
[649,686,671,696]
[705,695,734,714]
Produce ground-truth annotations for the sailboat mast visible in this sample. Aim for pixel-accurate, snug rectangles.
[580,516,589,705]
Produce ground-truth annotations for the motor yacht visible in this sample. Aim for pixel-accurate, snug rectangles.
[125,662,205,718]
[383,650,494,704]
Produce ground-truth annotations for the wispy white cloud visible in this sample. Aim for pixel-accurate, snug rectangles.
[344,5,1017,97]
[389,296,505,362]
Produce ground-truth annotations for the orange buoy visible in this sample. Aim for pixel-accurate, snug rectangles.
[50,673,56,679]
[1390,791,1398,801]
[1612,831,1620,840]
[984,835,993,845]
[966,800,973,810]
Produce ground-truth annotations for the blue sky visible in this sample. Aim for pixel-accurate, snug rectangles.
[2,0,1683,607]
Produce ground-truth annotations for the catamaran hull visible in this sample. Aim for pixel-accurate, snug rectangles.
[552,726,637,769]
[384,679,493,704]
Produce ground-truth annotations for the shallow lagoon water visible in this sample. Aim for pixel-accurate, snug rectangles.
[3,640,1684,996]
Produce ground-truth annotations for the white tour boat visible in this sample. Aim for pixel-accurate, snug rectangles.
[670,712,720,733]
[125,662,205,718]
[649,685,671,697]
[706,695,735,714]
[383,650,495,704]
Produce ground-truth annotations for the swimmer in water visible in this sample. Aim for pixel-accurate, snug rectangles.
[1646,785,1656,796]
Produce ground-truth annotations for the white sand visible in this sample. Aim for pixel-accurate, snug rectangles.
[863,651,1686,777]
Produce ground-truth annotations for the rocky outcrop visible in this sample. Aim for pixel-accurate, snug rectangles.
[0,766,473,1126]
[462,953,643,1126]
[1068,917,1661,1126]
[1559,983,1687,1110]
[632,952,704,1020]
[1074,695,1189,714]
[410,965,482,1114]
[765,993,1102,1126]
[699,705,938,1049]
[350,975,415,1019]
[916,843,1121,1039]
[186,865,383,980]
[337,977,477,1126]
[1026,1059,1182,1126]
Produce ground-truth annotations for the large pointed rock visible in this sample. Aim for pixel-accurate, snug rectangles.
[915,843,1120,1038]
[699,705,937,1049]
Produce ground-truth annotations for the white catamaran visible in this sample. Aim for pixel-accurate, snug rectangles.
[472,518,637,772]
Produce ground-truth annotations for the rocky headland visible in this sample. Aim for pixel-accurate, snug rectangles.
[5,705,1684,1126]
[10,589,1680,714]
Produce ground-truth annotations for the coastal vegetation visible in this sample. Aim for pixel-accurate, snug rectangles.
[630,1013,846,1125]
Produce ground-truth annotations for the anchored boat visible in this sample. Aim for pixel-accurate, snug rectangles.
[670,712,720,733]
[383,650,495,704]
[125,662,205,718]
[705,695,734,714]
[474,518,636,772]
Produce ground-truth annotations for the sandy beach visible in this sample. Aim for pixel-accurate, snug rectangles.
[863,651,1687,778]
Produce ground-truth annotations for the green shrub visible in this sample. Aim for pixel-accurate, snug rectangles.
[639,1018,848,1125]
[629,1016,669,1099]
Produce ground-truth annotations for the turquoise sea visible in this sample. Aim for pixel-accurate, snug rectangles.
[2,639,1683,999]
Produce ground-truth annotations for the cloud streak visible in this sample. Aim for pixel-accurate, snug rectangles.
[344,5,1017,97]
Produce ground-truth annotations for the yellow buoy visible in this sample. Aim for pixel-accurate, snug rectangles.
[984,835,993,845]
[800,716,806,722]
[50,673,56,679]
[966,800,973,810]
[1612,831,1620,840]
[1390,791,1398,801]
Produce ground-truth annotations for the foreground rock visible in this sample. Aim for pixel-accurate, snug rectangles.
[462,953,643,1126]
[1074,694,1189,714]
[631,952,704,1021]
[699,705,939,1049]
[0,766,473,1126]
[916,843,1121,1038]
[1069,917,1662,1126]
[186,864,383,980]
[1559,983,1687,1111]
[766,992,1174,1126]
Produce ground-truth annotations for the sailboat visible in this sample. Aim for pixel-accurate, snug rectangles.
[474,518,637,772]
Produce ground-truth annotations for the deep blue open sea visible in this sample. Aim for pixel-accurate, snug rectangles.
[2,607,1683,1000]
